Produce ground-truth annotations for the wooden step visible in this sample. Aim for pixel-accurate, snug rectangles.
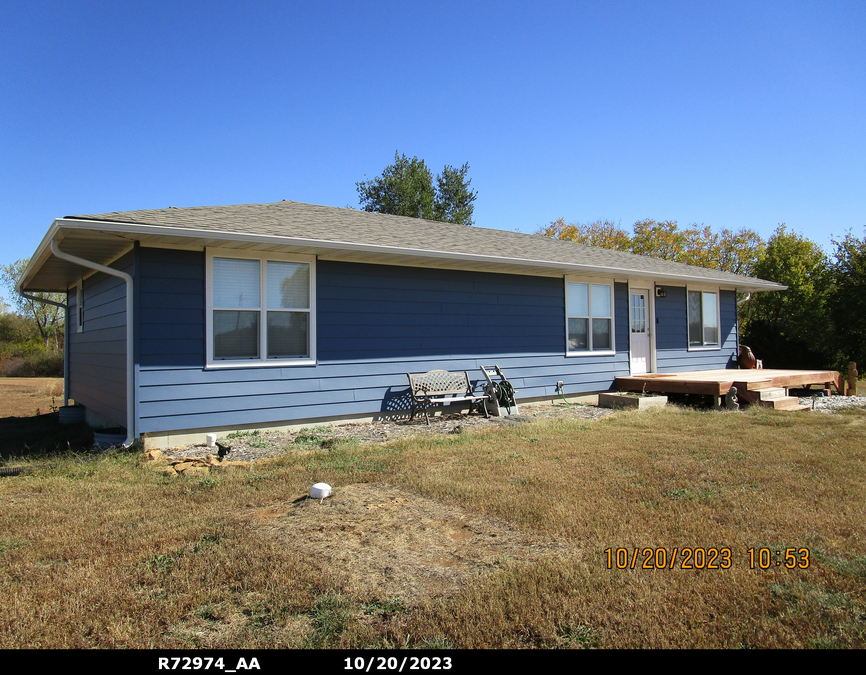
[758,387,787,401]
[760,396,808,410]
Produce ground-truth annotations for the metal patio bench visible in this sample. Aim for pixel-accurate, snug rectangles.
[407,369,490,425]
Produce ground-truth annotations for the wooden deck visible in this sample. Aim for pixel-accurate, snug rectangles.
[615,369,843,399]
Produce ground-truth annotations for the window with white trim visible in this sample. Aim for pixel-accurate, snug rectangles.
[687,289,719,348]
[566,280,614,354]
[206,250,315,366]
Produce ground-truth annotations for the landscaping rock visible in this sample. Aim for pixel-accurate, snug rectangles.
[798,394,866,412]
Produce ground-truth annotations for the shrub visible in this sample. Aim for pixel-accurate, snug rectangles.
[0,351,64,377]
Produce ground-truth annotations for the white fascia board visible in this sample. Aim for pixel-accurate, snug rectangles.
[17,219,63,292]
[38,217,789,293]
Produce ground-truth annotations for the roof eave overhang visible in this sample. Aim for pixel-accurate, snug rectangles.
[17,219,64,293]
[19,217,788,294]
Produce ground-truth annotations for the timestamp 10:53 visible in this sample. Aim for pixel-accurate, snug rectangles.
[603,547,811,570]
[749,547,810,569]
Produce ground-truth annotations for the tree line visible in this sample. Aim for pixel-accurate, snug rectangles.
[538,218,866,371]
[0,261,65,377]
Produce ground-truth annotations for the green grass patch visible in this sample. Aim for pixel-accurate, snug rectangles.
[558,624,603,649]
[0,538,29,556]
[226,429,261,439]
[814,550,866,579]
[306,593,357,647]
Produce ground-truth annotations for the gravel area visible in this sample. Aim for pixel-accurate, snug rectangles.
[797,394,866,413]
[164,400,616,464]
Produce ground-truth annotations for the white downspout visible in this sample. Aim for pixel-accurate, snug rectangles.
[737,293,751,306]
[48,240,135,447]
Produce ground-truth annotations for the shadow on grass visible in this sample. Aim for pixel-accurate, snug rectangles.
[0,413,94,462]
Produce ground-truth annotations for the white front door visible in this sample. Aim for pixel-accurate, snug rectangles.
[629,289,652,375]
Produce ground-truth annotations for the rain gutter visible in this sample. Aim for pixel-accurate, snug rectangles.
[47,239,135,447]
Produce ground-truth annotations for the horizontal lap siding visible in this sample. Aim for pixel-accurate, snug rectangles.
[655,286,738,372]
[318,264,565,360]
[68,251,132,428]
[138,247,206,368]
[136,250,630,434]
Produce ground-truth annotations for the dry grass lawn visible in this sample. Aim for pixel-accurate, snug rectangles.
[0,377,63,418]
[1,379,865,649]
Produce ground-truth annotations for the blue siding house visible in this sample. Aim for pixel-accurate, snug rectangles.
[18,201,783,448]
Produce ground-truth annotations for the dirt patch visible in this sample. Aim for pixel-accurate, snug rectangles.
[252,482,579,604]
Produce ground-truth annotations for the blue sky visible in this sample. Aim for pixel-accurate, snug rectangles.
[1,1,864,304]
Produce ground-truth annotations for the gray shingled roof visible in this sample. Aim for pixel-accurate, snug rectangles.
[69,200,780,288]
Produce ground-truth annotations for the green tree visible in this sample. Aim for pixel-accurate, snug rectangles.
[827,232,866,369]
[0,312,39,346]
[712,227,766,277]
[356,152,478,225]
[432,162,477,225]
[739,225,833,369]
[0,259,65,351]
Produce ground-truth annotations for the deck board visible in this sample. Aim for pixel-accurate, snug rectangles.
[615,369,843,397]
